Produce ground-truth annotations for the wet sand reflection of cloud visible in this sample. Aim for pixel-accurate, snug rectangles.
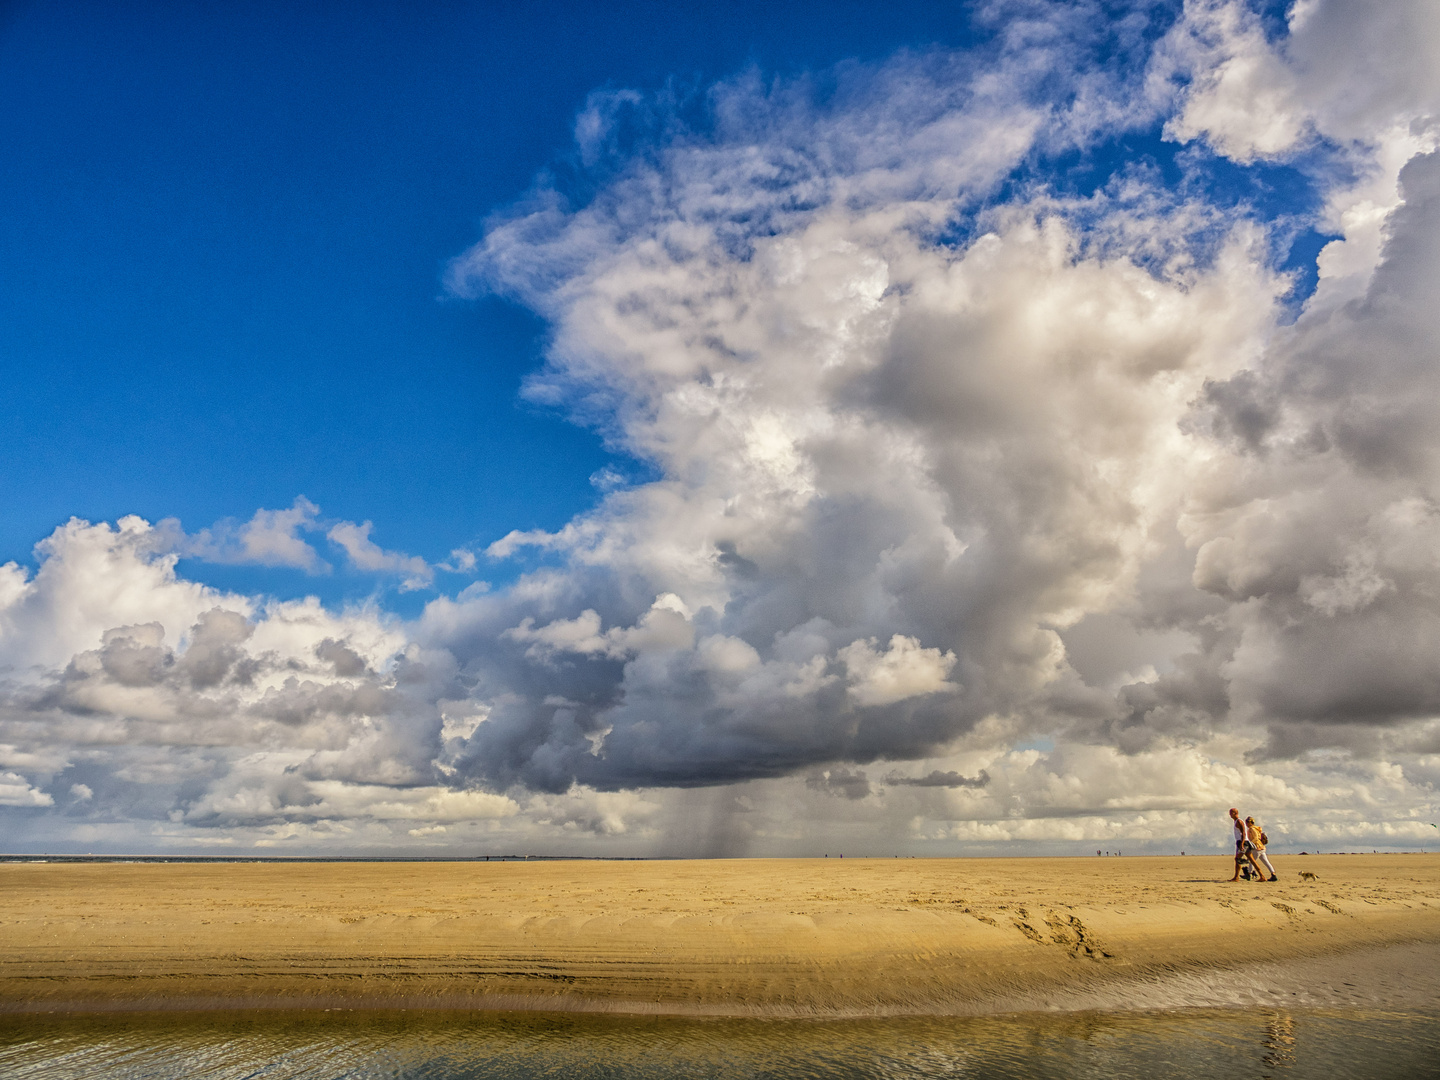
[1262,1010,1296,1076]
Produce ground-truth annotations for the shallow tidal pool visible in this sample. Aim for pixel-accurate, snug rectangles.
[2,1006,1437,1079]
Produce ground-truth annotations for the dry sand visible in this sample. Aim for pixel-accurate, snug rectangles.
[1,855,1437,1016]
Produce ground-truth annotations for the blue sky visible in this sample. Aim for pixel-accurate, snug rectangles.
[0,0,1003,609]
[2,0,1439,856]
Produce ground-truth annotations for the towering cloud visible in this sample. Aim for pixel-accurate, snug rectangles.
[2,0,1438,853]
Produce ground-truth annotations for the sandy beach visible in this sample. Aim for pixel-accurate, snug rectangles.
[2,855,1437,1016]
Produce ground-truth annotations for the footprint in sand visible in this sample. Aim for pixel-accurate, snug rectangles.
[1044,911,1114,960]
[1013,920,1046,944]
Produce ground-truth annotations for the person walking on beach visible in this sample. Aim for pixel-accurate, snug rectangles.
[1246,815,1278,881]
[1229,807,1266,882]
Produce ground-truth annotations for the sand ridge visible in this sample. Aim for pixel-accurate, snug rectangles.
[1,855,1437,1015]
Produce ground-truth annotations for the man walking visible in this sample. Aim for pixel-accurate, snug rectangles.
[1228,807,1265,882]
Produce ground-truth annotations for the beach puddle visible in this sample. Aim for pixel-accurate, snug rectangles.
[1,1007,1437,1079]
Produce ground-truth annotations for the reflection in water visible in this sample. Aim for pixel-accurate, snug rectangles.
[1262,1010,1296,1075]
[0,1006,1436,1080]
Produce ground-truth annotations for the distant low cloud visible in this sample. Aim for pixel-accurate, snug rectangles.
[885,770,990,789]
[807,768,873,801]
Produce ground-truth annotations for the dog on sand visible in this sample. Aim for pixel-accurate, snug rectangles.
[1298,871,1318,882]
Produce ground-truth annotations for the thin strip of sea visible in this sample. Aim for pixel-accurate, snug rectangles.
[3,1006,1437,1080]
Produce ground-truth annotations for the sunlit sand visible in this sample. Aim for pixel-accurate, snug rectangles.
[3,856,1437,1015]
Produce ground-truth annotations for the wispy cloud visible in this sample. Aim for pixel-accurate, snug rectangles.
[151,499,443,591]
[160,497,328,572]
[327,521,434,591]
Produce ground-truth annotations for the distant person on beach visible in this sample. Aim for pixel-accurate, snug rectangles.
[1246,816,1278,881]
[1229,807,1266,882]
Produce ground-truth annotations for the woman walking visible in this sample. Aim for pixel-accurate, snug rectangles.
[1247,816,1278,882]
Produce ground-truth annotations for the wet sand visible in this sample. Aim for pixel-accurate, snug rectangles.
[1,855,1436,1015]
